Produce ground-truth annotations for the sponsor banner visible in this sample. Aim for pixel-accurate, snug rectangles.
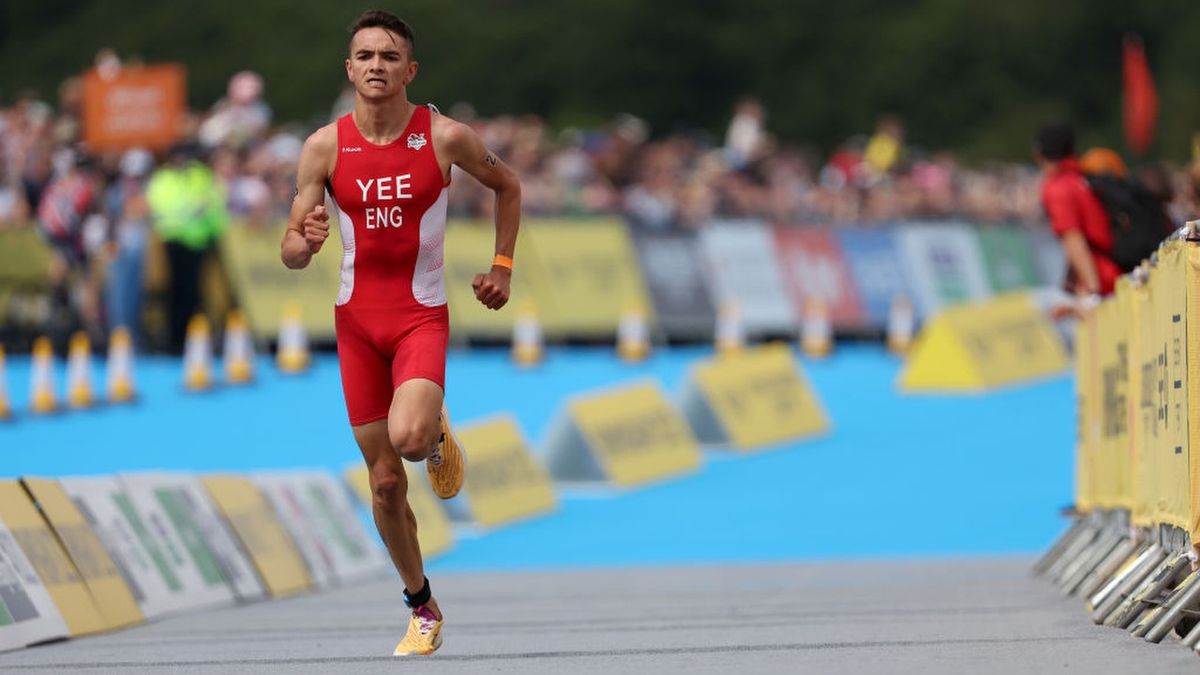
[457,415,557,528]
[219,223,342,341]
[0,481,105,637]
[20,478,142,630]
[0,518,69,652]
[1027,228,1067,288]
[545,380,702,486]
[255,473,387,586]
[120,474,265,602]
[444,221,539,340]
[630,230,716,340]
[82,64,186,151]
[680,343,829,450]
[59,476,226,619]
[974,227,1041,292]
[344,465,453,558]
[772,226,868,330]
[200,477,311,598]
[896,223,992,316]
[522,219,656,337]
[698,220,798,336]
[898,292,1068,392]
[835,228,917,326]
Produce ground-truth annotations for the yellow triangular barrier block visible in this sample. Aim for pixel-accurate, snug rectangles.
[457,415,557,528]
[276,302,310,374]
[887,294,916,355]
[20,477,143,631]
[0,480,107,636]
[224,309,256,385]
[512,303,544,367]
[183,314,214,391]
[616,304,651,363]
[29,336,57,415]
[0,346,11,420]
[714,301,745,354]
[898,292,1068,392]
[344,465,453,558]
[66,332,94,409]
[681,343,830,450]
[105,327,137,403]
[200,476,312,598]
[800,296,833,359]
[545,380,702,486]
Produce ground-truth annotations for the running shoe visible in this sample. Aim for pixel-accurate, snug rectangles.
[393,605,443,656]
[426,404,465,498]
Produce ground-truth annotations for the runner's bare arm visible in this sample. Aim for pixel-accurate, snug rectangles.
[441,120,521,310]
[281,125,336,269]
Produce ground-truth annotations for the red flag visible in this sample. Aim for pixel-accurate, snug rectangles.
[1122,35,1158,156]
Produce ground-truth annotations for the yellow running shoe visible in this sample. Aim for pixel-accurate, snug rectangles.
[427,404,465,499]
[393,606,443,656]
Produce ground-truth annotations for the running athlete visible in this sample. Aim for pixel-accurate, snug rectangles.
[280,10,520,656]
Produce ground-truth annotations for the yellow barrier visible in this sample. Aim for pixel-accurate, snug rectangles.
[1074,240,1199,546]
[899,292,1069,391]
[456,415,557,528]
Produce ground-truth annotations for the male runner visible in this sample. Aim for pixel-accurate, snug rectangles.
[281,10,520,656]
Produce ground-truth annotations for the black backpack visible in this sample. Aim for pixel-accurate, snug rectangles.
[1086,174,1173,272]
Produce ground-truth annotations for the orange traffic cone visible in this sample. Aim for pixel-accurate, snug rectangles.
[183,314,214,391]
[887,294,916,355]
[276,302,310,374]
[224,309,256,384]
[512,303,544,367]
[801,296,833,359]
[66,332,95,409]
[106,327,137,403]
[29,336,58,414]
[617,303,651,363]
[715,301,745,355]
[0,346,11,420]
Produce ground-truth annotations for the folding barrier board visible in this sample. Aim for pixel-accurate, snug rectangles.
[344,464,453,558]
[200,476,311,598]
[898,291,1068,392]
[680,343,830,450]
[456,415,557,528]
[0,518,68,652]
[699,221,798,336]
[545,380,702,486]
[255,473,387,587]
[20,478,143,630]
[58,476,227,619]
[0,480,105,637]
[120,474,265,603]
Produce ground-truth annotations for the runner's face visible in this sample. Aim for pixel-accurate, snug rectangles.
[346,28,417,100]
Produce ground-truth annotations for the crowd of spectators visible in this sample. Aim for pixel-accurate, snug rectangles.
[2,58,1199,349]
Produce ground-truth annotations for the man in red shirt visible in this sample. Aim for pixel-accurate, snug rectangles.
[1036,123,1120,297]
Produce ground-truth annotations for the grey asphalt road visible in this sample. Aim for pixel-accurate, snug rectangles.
[0,557,1195,674]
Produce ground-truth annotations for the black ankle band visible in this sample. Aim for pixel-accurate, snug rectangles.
[403,577,431,608]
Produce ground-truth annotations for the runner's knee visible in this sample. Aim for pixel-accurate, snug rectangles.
[370,463,407,510]
[389,418,437,462]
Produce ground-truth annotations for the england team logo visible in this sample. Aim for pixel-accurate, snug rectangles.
[406,133,427,150]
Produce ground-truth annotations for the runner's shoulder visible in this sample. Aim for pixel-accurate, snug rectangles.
[298,123,338,176]
[428,108,476,153]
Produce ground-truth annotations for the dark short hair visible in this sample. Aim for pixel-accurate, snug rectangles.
[1035,123,1075,161]
[348,10,415,54]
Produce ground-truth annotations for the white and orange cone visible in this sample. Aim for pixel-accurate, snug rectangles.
[801,296,833,359]
[714,301,745,355]
[887,294,916,355]
[29,336,58,414]
[224,309,256,384]
[616,303,651,363]
[276,302,310,374]
[512,303,544,367]
[105,326,137,403]
[0,346,11,421]
[183,314,214,391]
[66,332,95,409]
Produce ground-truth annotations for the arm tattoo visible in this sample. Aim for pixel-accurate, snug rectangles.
[484,153,497,168]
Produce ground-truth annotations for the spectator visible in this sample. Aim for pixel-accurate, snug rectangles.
[103,148,154,347]
[1034,123,1120,297]
[146,143,228,351]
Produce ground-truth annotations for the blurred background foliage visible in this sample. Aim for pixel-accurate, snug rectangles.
[2,0,1198,161]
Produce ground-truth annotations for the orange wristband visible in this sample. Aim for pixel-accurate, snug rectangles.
[492,254,513,270]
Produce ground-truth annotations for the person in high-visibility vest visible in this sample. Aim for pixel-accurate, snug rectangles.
[146,143,228,352]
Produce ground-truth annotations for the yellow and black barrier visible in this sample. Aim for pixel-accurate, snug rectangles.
[1035,231,1200,655]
